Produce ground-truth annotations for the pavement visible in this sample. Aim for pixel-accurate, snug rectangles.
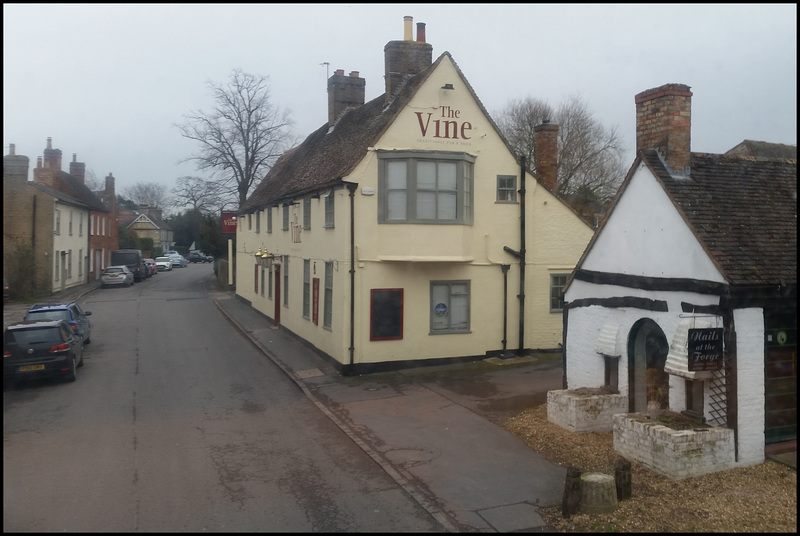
[5,277,796,532]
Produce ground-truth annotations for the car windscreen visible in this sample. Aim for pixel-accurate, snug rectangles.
[105,267,124,274]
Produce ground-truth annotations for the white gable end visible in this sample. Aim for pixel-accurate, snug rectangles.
[582,163,725,282]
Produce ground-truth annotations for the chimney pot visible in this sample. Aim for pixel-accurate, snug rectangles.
[403,16,413,40]
[416,22,426,43]
[334,69,344,76]
[349,71,359,77]
[9,143,15,155]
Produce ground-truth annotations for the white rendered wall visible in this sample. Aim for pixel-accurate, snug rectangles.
[733,308,766,467]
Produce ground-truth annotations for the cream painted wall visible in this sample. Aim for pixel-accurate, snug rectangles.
[52,202,90,292]
[237,55,593,366]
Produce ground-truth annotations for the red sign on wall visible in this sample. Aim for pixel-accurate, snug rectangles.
[222,212,238,235]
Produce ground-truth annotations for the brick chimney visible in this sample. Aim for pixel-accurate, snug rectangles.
[42,136,62,173]
[534,120,559,192]
[69,153,86,183]
[327,69,366,127]
[3,143,30,185]
[384,16,433,103]
[635,83,692,173]
[34,137,62,189]
[105,173,117,214]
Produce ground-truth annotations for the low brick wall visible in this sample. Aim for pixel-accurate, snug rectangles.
[612,413,736,480]
[547,390,629,433]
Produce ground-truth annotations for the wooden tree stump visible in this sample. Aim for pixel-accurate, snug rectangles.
[561,466,582,518]
[580,472,618,514]
[615,457,632,501]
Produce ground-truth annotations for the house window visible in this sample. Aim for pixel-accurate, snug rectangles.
[78,249,83,276]
[68,250,73,278]
[282,205,289,231]
[497,175,517,202]
[102,217,106,236]
[265,264,272,298]
[260,266,265,296]
[248,213,252,231]
[255,211,261,233]
[267,207,273,233]
[685,379,705,419]
[604,356,619,392]
[55,209,61,235]
[371,289,403,340]
[303,259,310,319]
[550,274,568,312]
[69,211,73,236]
[378,150,474,224]
[324,193,334,228]
[323,261,333,329]
[303,198,311,230]
[79,213,84,236]
[430,280,470,333]
[55,253,60,281]
[283,255,289,306]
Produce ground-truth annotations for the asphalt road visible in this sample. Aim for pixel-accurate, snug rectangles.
[3,266,443,532]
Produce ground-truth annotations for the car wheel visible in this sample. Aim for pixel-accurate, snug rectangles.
[78,350,85,368]
[64,355,77,382]
[84,335,91,345]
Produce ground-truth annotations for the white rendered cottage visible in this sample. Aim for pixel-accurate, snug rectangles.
[559,83,796,476]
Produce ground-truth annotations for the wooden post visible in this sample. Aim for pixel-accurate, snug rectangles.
[562,466,582,518]
[615,457,632,501]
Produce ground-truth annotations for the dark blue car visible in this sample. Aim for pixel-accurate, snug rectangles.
[24,302,92,345]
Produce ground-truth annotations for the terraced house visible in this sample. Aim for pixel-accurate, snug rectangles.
[4,139,118,297]
[234,17,594,374]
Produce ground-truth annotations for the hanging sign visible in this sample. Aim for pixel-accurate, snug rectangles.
[688,328,723,371]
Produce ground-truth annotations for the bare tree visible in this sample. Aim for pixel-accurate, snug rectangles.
[176,68,294,208]
[84,169,104,192]
[171,175,235,215]
[122,181,170,209]
[495,94,626,223]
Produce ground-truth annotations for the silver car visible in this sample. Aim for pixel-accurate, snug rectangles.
[101,265,134,287]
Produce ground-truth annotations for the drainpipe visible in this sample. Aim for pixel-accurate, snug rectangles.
[502,155,526,356]
[501,264,510,357]
[345,183,358,375]
[518,155,526,354]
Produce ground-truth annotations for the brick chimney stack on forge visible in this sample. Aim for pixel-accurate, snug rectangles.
[34,137,62,189]
[69,153,86,183]
[384,16,432,104]
[43,136,62,172]
[534,120,559,192]
[328,68,365,127]
[635,83,692,174]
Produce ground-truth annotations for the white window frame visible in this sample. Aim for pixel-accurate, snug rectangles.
[430,280,471,334]
[497,175,517,203]
[550,273,568,312]
[323,261,333,329]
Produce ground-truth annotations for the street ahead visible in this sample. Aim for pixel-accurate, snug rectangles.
[3,265,442,532]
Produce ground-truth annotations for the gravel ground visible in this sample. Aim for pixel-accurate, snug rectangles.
[503,404,797,533]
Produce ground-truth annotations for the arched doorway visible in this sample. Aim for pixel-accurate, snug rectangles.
[628,319,669,413]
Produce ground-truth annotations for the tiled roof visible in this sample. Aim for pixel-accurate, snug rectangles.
[57,171,109,212]
[725,140,797,159]
[643,150,797,287]
[241,51,515,213]
[29,182,91,209]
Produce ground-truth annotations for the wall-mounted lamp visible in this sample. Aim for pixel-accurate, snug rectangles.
[442,83,454,90]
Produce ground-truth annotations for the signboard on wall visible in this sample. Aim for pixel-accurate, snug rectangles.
[221,212,237,235]
[688,328,723,371]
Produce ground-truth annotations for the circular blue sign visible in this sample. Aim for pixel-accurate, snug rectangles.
[434,303,447,316]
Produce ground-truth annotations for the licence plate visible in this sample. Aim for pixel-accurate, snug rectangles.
[19,364,45,372]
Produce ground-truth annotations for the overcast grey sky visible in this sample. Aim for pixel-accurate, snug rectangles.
[4,3,796,210]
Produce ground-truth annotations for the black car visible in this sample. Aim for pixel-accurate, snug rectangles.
[3,319,84,383]
[24,302,92,344]
[187,252,212,263]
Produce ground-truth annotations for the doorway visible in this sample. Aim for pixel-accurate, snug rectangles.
[628,319,669,413]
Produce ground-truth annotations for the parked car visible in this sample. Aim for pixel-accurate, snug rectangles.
[144,258,158,276]
[187,252,207,263]
[101,265,134,288]
[110,248,147,282]
[3,319,84,384]
[168,254,188,268]
[24,302,92,345]
[155,256,173,272]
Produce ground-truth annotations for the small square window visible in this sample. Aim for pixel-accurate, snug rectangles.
[497,175,517,202]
